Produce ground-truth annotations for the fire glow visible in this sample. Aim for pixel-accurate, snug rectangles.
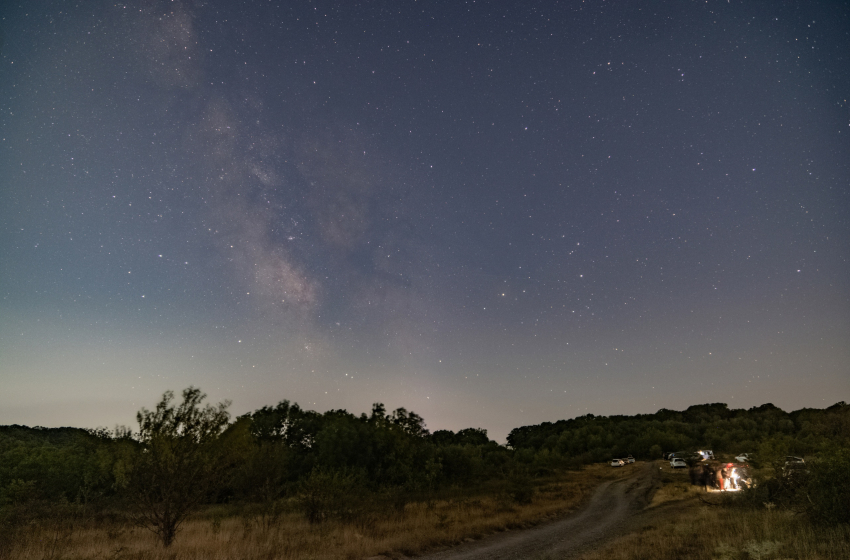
[724,468,742,492]
[692,461,752,493]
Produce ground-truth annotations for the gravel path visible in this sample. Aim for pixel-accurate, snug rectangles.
[415,463,660,560]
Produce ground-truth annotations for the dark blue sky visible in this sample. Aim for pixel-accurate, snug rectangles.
[1,0,847,441]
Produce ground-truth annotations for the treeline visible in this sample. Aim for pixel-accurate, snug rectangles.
[0,394,512,509]
[0,388,523,547]
[507,401,850,467]
[1,390,848,547]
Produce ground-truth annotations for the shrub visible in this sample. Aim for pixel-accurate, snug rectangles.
[506,468,535,505]
[296,468,371,524]
[805,447,850,525]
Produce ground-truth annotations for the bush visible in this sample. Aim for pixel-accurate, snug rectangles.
[805,447,850,525]
[0,496,84,560]
[296,468,371,524]
[726,447,850,526]
[127,387,231,547]
[506,468,535,505]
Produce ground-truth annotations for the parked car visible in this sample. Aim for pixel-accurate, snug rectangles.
[783,456,806,476]
[626,455,635,463]
[611,459,625,467]
[735,453,750,463]
[670,458,688,468]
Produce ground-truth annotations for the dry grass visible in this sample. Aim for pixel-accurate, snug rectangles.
[4,464,631,560]
[645,460,702,508]
[575,507,850,560]
[575,461,850,560]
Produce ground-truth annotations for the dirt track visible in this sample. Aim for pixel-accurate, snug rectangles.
[416,462,660,560]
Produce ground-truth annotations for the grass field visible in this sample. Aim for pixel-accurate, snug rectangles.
[2,464,631,560]
[575,460,850,560]
[577,506,850,560]
[6,461,846,560]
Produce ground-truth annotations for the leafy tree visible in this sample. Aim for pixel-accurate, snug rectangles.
[0,426,124,505]
[4,395,849,533]
[296,467,370,524]
[388,406,429,437]
[126,387,230,547]
[247,399,321,450]
[506,401,850,469]
[456,428,490,446]
[805,447,850,524]
[225,417,289,503]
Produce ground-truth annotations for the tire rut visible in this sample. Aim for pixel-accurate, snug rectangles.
[416,463,658,560]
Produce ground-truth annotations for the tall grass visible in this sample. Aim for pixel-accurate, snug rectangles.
[2,464,630,560]
[577,506,850,560]
[577,462,850,560]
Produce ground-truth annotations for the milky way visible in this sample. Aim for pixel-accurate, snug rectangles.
[1,0,847,440]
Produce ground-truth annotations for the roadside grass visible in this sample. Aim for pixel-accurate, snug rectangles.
[576,507,850,560]
[646,461,699,508]
[576,461,850,560]
[2,463,633,560]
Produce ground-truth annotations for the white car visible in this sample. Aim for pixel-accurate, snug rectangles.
[670,458,688,468]
[735,453,750,463]
[626,456,635,464]
[611,459,625,467]
[783,456,806,475]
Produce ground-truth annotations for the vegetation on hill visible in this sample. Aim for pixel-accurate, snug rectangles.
[0,389,848,554]
[508,401,850,467]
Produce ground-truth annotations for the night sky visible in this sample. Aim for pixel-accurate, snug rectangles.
[1,1,848,442]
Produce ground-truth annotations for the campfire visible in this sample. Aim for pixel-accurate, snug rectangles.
[690,461,752,492]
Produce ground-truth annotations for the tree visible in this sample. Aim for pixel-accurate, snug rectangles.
[127,387,230,547]
[805,447,850,524]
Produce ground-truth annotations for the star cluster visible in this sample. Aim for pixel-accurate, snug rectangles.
[1,0,847,440]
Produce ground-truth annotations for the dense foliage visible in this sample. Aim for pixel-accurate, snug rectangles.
[2,393,848,547]
[507,401,850,465]
[0,425,132,505]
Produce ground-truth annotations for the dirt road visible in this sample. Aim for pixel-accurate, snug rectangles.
[416,463,660,560]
